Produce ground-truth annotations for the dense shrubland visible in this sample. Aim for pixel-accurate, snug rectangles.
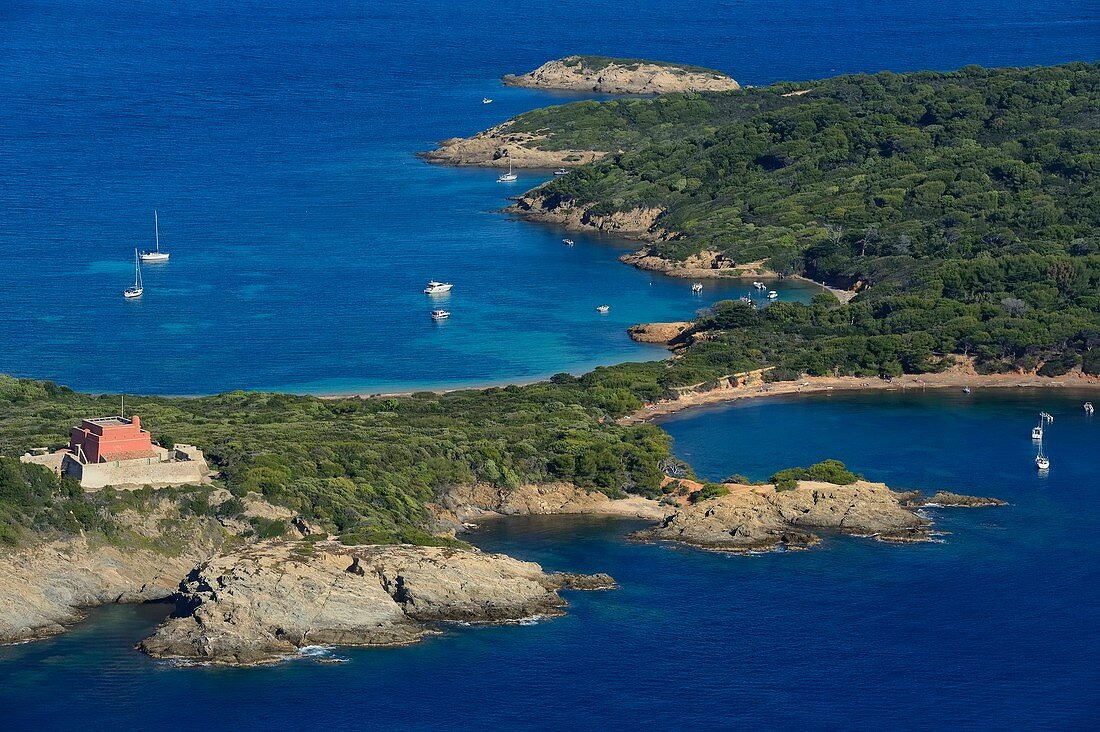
[3,63,1097,547]
[513,62,1100,375]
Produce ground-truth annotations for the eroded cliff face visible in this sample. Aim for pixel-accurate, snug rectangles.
[502,56,740,95]
[138,541,614,665]
[636,481,941,552]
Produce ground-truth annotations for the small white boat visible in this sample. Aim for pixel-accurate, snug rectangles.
[562,238,574,246]
[482,98,493,104]
[739,295,752,303]
[1032,411,1053,440]
[497,161,517,183]
[124,249,144,299]
[423,281,453,294]
[752,281,766,290]
[430,309,450,320]
[1085,402,1095,415]
[139,210,169,262]
[596,305,610,313]
[1036,432,1050,470]
[691,283,703,293]
[767,290,779,299]
[962,386,971,394]
[553,168,569,176]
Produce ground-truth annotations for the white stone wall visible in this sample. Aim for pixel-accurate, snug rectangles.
[61,453,209,490]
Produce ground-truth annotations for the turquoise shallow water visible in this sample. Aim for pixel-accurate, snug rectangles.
[2,0,1096,394]
[2,391,1098,729]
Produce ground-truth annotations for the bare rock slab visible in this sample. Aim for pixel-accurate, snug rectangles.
[139,541,613,665]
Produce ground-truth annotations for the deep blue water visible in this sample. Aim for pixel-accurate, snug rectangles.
[2,0,1096,394]
[2,391,1098,729]
[3,2,1100,729]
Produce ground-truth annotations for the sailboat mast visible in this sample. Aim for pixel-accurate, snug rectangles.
[154,210,160,253]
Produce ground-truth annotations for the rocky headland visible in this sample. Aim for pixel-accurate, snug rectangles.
[0,492,238,646]
[502,56,740,95]
[506,191,774,280]
[139,540,613,666]
[636,480,1003,552]
[420,121,607,169]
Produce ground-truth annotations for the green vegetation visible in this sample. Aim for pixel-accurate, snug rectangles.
[558,55,729,76]
[4,63,1096,551]
[0,457,102,545]
[770,460,862,491]
[0,374,674,545]
[512,62,1100,375]
[688,483,731,503]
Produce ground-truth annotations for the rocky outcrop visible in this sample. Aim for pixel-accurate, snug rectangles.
[138,541,613,665]
[436,482,667,527]
[508,191,668,238]
[627,322,695,348]
[635,480,940,552]
[503,56,740,95]
[0,526,222,645]
[619,247,751,278]
[421,121,606,169]
[923,491,1009,508]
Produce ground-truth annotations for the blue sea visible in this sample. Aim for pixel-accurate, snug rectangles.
[2,0,1096,395]
[2,391,1098,729]
[3,1,1100,729]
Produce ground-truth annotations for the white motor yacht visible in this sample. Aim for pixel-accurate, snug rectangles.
[767,290,779,299]
[553,168,569,176]
[563,238,574,246]
[430,309,451,320]
[692,283,703,293]
[596,305,610,313]
[752,281,766,290]
[482,98,493,104]
[424,281,454,294]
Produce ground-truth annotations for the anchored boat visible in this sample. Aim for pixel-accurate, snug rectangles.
[497,161,517,183]
[123,249,144,299]
[139,210,169,262]
[424,281,453,294]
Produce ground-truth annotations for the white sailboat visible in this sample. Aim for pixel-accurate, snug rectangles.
[1035,431,1050,470]
[140,210,169,262]
[497,161,517,183]
[124,249,144,299]
[1032,411,1053,440]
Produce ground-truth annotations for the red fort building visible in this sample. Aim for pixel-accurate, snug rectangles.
[68,415,157,463]
[21,413,209,490]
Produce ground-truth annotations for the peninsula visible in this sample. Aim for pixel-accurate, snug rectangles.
[502,55,740,94]
[4,61,1098,665]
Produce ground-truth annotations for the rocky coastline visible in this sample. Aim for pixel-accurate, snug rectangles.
[0,475,1011,663]
[636,480,1002,552]
[502,56,740,95]
[420,121,606,169]
[139,541,613,666]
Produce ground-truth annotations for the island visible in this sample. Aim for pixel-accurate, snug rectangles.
[4,60,1099,665]
[502,55,740,95]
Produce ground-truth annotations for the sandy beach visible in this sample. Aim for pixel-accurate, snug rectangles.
[617,365,1100,425]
